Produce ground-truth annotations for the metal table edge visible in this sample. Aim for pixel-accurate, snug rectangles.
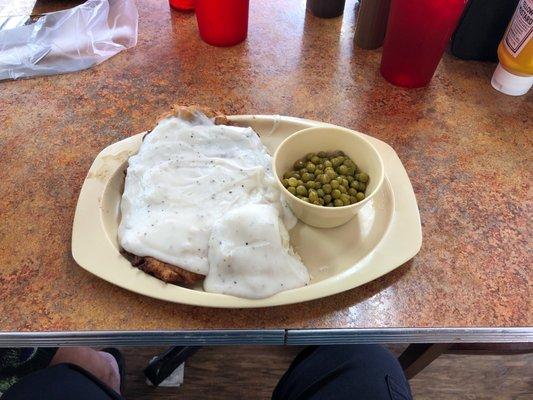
[0,330,285,347]
[286,328,533,344]
[1,328,532,346]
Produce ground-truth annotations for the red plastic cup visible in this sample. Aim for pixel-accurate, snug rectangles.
[195,0,249,47]
[169,0,194,12]
[380,0,468,88]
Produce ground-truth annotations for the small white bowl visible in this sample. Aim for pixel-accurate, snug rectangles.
[272,126,385,228]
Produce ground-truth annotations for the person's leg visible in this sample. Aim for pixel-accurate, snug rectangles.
[273,345,412,400]
[2,363,123,400]
[49,347,121,393]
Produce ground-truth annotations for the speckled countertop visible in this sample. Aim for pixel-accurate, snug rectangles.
[0,0,531,335]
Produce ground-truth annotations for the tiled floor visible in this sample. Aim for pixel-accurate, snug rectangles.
[121,346,533,399]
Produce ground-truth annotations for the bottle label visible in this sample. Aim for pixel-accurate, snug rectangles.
[504,0,533,57]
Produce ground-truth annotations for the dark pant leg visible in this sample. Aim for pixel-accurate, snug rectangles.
[2,363,123,400]
[273,345,412,400]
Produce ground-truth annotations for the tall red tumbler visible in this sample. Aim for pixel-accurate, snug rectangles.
[380,0,468,88]
[195,0,249,47]
[169,0,194,12]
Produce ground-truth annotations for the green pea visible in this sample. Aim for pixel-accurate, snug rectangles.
[334,199,344,207]
[326,170,337,179]
[317,189,325,198]
[294,159,306,170]
[340,193,350,205]
[346,166,356,176]
[311,156,321,164]
[323,194,332,204]
[358,183,366,192]
[288,177,298,187]
[283,171,293,179]
[292,172,301,180]
[315,163,324,171]
[322,184,332,194]
[299,168,308,174]
[350,196,357,204]
[306,162,316,172]
[356,192,365,201]
[297,180,304,186]
[324,160,332,168]
[349,188,358,196]
[319,174,331,184]
[330,179,340,189]
[300,196,309,202]
[356,172,369,183]
[318,198,325,206]
[306,153,316,161]
[315,181,322,189]
[326,202,334,207]
[288,186,296,195]
[347,175,355,183]
[337,165,348,175]
[350,181,358,189]
[296,185,307,196]
[314,169,323,176]
[306,181,317,190]
[339,185,347,194]
[302,173,312,182]
[309,190,318,202]
[317,151,327,158]
[343,159,354,167]
[332,189,341,199]
[332,158,342,168]
[341,178,349,187]
[312,200,321,205]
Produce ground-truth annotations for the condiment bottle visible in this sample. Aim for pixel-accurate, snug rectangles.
[354,0,391,49]
[451,0,519,62]
[307,0,346,18]
[491,0,533,96]
[380,0,468,88]
[169,0,194,12]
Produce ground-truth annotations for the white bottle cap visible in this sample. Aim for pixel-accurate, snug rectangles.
[491,63,533,96]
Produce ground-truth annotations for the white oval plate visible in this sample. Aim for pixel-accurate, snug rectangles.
[72,115,422,308]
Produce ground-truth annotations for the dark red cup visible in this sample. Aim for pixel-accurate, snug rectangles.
[380,0,468,88]
[195,0,249,47]
[169,0,194,12]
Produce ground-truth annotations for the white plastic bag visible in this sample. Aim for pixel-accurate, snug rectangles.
[0,0,138,80]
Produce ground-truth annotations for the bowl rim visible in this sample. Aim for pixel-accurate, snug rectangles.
[272,126,385,212]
